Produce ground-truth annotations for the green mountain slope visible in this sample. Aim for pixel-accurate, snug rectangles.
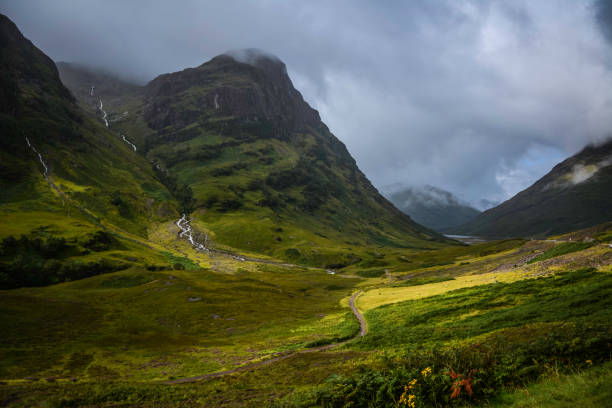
[58,49,453,266]
[453,140,612,238]
[0,14,179,288]
[385,185,481,231]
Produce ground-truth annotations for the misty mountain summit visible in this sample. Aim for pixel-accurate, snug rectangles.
[385,185,481,232]
[143,49,321,133]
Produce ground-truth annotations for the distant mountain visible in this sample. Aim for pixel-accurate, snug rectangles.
[385,185,481,232]
[55,46,455,266]
[452,140,612,238]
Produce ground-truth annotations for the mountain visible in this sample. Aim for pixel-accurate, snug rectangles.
[0,14,180,288]
[452,139,612,238]
[385,185,480,231]
[57,49,453,266]
[1,12,452,289]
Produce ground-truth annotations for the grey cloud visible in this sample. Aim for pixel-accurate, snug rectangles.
[595,0,612,44]
[1,0,611,204]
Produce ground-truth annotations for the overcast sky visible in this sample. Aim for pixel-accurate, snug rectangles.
[3,0,612,208]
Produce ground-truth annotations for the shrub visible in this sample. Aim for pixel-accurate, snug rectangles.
[355,269,386,278]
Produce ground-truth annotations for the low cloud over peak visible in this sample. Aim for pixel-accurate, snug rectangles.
[2,0,612,203]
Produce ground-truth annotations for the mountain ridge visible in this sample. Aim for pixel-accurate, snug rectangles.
[452,139,612,238]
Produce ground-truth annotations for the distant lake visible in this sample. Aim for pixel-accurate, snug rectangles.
[444,234,487,245]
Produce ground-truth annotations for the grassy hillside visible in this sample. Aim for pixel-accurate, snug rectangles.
[0,14,180,288]
[453,140,612,238]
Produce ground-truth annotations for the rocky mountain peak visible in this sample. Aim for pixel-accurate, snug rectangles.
[143,50,320,132]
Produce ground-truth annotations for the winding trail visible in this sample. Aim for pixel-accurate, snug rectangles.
[167,291,366,384]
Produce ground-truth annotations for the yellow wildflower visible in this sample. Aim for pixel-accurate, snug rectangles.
[586,360,593,365]
[398,383,417,406]
[421,367,432,377]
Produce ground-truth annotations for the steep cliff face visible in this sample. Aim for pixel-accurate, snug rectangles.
[144,51,320,132]
[0,14,179,288]
[453,139,612,238]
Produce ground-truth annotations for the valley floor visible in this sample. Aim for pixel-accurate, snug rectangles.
[0,222,611,407]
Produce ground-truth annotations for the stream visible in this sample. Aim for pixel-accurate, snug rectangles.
[176,214,209,252]
[98,99,109,127]
[25,137,49,177]
[121,134,137,151]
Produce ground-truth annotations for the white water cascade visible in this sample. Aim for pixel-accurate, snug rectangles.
[98,99,109,127]
[25,137,49,177]
[121,134,137,151]
[176,214,209,252]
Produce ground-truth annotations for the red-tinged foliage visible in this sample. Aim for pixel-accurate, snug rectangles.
[447,369,476,399]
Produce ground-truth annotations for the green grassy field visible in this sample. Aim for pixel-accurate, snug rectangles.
[0,230,610,407]
[0,264,361,383]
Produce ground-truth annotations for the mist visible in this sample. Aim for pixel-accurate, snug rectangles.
[2,0,612,205]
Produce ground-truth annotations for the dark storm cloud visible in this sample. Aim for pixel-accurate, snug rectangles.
[2,0,612,205]
[595,0,612,44]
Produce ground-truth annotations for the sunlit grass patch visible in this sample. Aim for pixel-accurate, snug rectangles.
[356,268,612,350]
[358,269,529,311]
